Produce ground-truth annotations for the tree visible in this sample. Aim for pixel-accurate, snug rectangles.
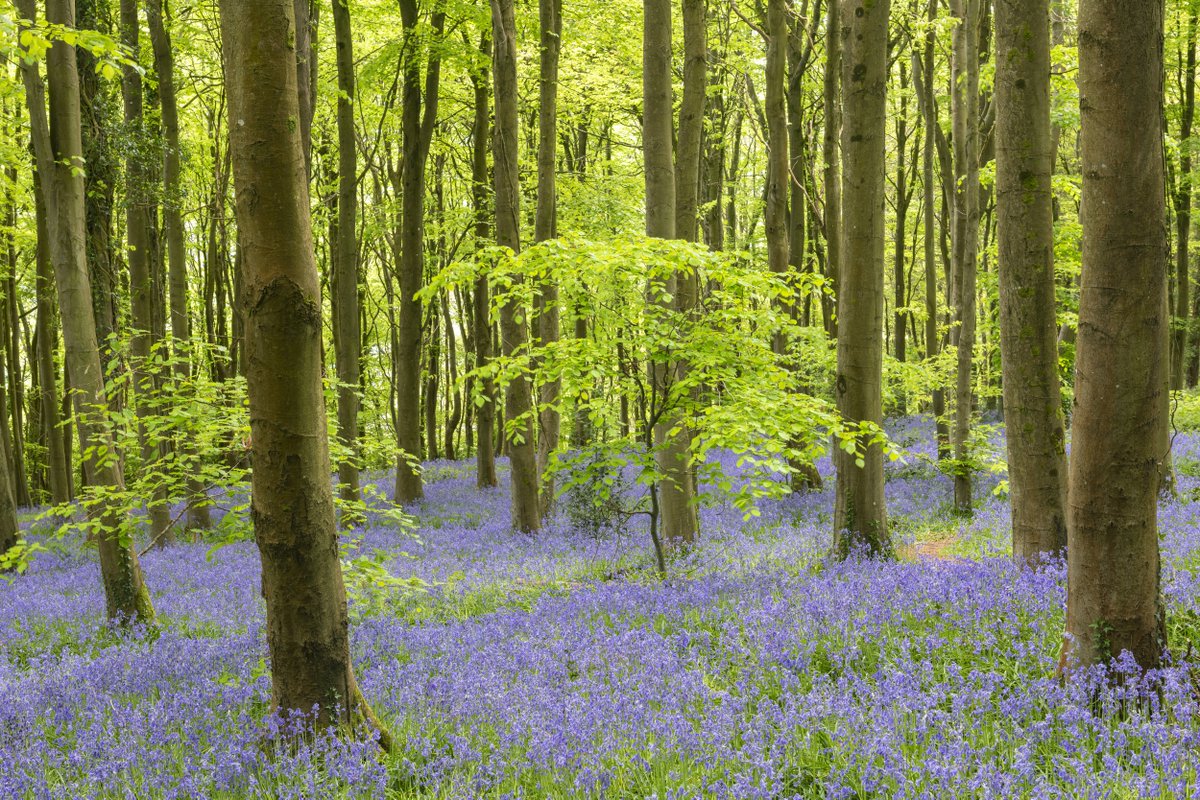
[1065,0,1168,670]
[833,0,890,558]
[219,0,389,741]
[644,0,697,545]
[493,0,540,532]
[470,33,498,490]
[39,0,154,621]
[994,0,1068,563]
[1172,8,1197,389]
[393,0,445,505]
[331,0,361,504]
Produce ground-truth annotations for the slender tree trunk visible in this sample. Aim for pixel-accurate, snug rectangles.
[121,0,172,545]
[393,0,444,504]
[644,0,697,546]
[950,0,980,513]
[471,38,498,489]
[493,0,540,532]
[535,0,562,518]
[2,170,29,508]
[1173,10,1197,389]
[833,0,890,558]
[331,0,361,503]
[821,0,842,341]
[220,0,389,744]
[32,173,69,505]
[443,292,462,460]
[994,0,1069,564]
[894,62,910,414]
[41,0,154,621]
[1065,0,1168,671]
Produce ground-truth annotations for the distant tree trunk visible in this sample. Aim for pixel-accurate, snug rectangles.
[331,0,361,503]
[43,0,154,621]
[1173,10,1197,389]
[893,61,910,414]
[493,0,541,532]
[424,295,441,462]
[293,0,317,176]
[535,0,562,519]
[833,0,890,558]
[147,0,211,531]
[1065,0,1167,671]
[220,0,389,744]
[470,37,498,489]
[950,0,980,513]
[442,292,462,460]
[121,0,172,545]
[393,0,444,505]
[2,169,29,508]
[821,0,842,340]
[994,0,1068,564]
[645,0,697,546]
[32,174,70,505]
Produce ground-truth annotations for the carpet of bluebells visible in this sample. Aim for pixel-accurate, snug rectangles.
[5,417,1200,798]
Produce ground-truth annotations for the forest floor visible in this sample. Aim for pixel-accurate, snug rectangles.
[3,416,1200,798]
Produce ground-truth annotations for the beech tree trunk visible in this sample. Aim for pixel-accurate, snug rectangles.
[645,0,697,546]
[833,0,890,558]
[220,0,388,742]
[821,0,842,340]
[393,0,444,505]
[470,37,498,489]
[32,174,70,505]
[42,0,154,621]
[994,0,1068,563]
[1173,10,1197,390]
[331,0,361,503]
[493,0,541,532]
[1065,0,1168,671]
[122,0,172,545]
[950,0,980,513]
[535,0,562,519]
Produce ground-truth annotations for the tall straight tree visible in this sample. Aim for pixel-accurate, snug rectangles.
[918,0,945,461]
[535,0,562,518]
[41,0,154,620]
[122,0,172,545]
[1173,9,1198,389]
[821,0,841,338]
[393,0,444,505]
[493,0,540,532]
[471,33,497,490]
[833,0,890,558]
[331,0,361,503]
[764,0,789,347]
[994,0,1068,563]
[950,0,980,513]
[147,0,211,531]
[1066,0,1168,670]
[220,0,389,742]
[644,0,696,545]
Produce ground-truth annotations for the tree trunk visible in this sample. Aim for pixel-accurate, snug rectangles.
[42,0,154,621]
[32,172,70,505]
[393,0,444,505]
[1065,0,1168,671]
[893,62,910,414]
[122,0,172,545]
[994,0,1069,564]
[331,0,361,503]
[644,0,697,546]
[1173,10,1197,389]
[493,0,540,532]
[821,0,842,341]
[471,37,498,489]
[833,0,890,558]
[950,0,980,513]
[535,0,562,519]
[220,0,388,744]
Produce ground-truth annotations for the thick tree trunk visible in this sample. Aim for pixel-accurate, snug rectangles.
[471,40,498,489]
[42,0,154,621]
[220,0,388,743]
[994,0,1069,563]
[122,0,172,545]
[393,0,444,505]
[535,0,562,519]
[1065,0,1168,671]
[644,0,697,546]
[950,0,980,513]
[331,0,361,503]
[833,0,890,558]
[493,0,540,532]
